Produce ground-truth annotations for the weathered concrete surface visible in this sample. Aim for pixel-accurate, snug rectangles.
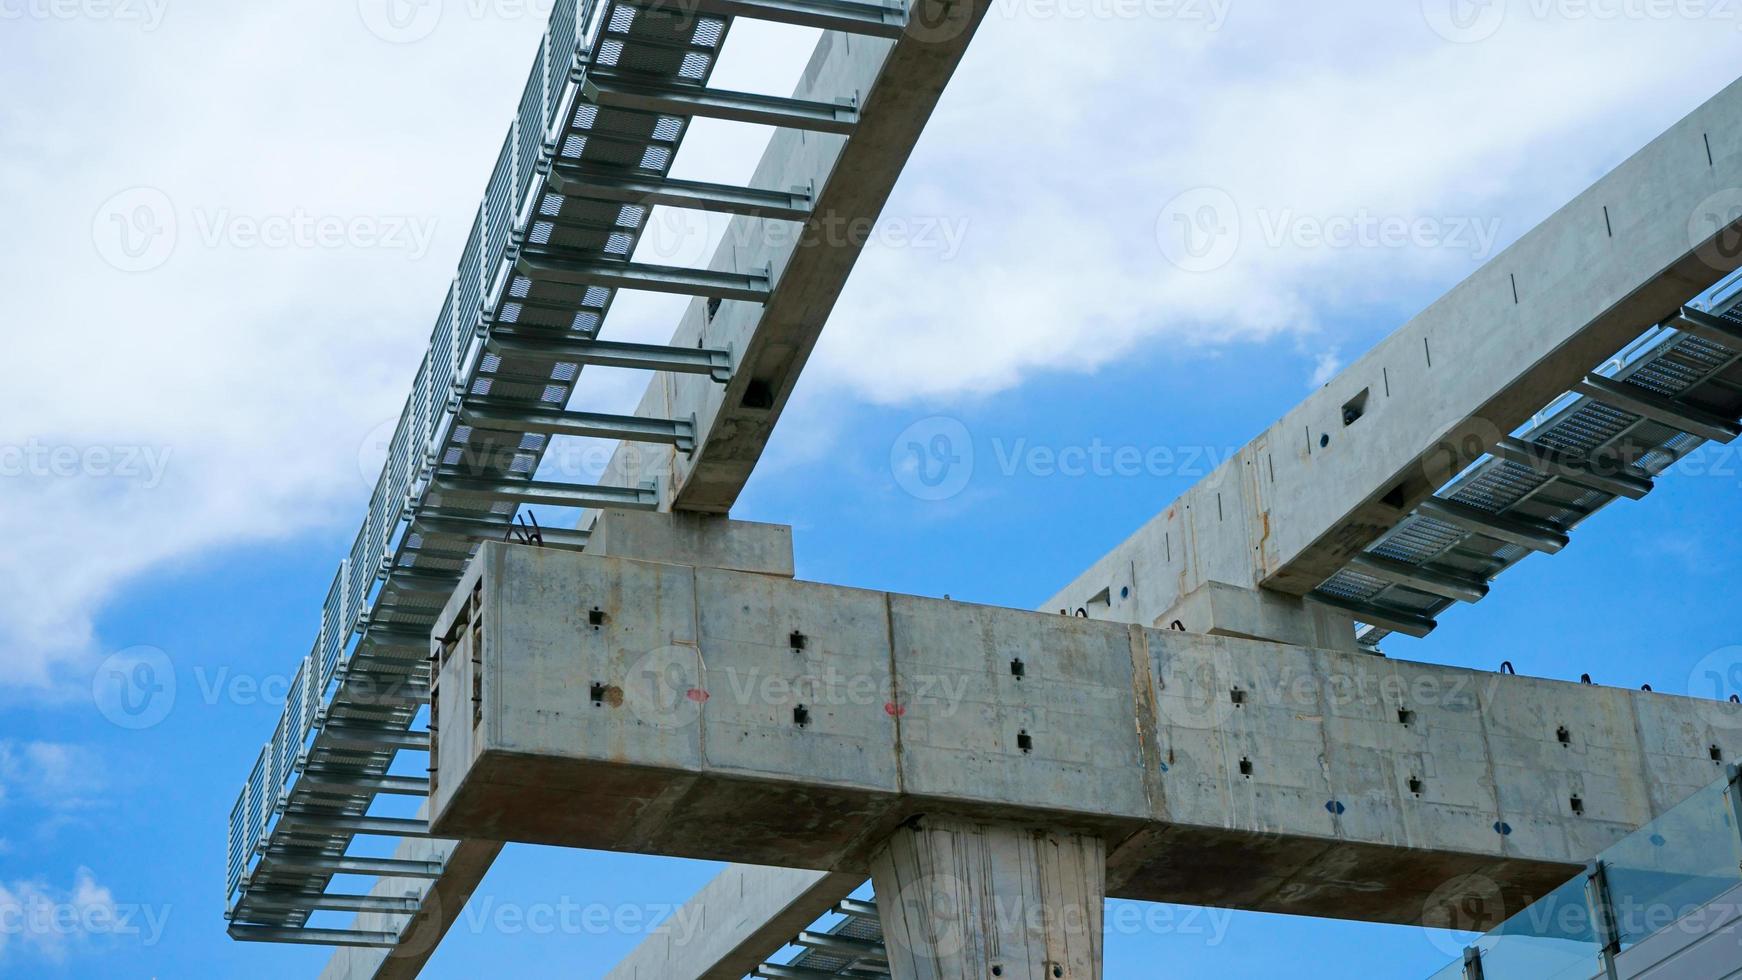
[430,544,1742,928]
[602,865,861,980]
[871,817,1105,980]
[1049,74,1742,622]
[589,511,795,578]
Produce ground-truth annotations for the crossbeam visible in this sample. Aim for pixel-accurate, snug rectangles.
[431,543,1742,929]
[638,0,909,37]
[547,165,813,221]
[1575,373,1742,443]
[582,73,859,134]
[1492,436,1654,500]
[486,332,734,382]
[516,250,773,302]
[1417,497,1571,554]
[460,403,697,451]
[429,475,660,510]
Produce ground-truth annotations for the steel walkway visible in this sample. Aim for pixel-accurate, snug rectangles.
[224,0,912,946]
[1311,281,1742,646]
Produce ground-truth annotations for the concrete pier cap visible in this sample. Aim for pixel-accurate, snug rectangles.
[427,543,1742,935]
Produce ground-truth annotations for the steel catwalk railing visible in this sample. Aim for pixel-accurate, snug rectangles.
[223,0,912,944]
[1423,767,1742,980]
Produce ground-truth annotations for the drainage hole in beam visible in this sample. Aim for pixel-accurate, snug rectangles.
[793,705,810,728]
[1230,687,1245,706]
[1018,730,1033,754]
[1409,777,1423,797]
[590,682,606,705]
[790,630,807,652]
[741,378,776,410]
[1713,745,1725,764]
[1010,658,1025,679]
[588,608,607,628]
[1398,708,1415,726]
[1239,758,1253,778]
[1557,726,1571,746]
[1571,796,1585,816]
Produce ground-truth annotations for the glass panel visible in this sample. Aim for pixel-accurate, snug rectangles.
[1474,877,1601,980]
[1425,957,1467,980]
[1605,778,1742,950]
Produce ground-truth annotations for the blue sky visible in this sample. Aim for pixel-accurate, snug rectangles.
[5,0,1742,977]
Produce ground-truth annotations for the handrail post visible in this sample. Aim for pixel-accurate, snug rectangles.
[1461,945,1486,980]
[1585,859,1621,980]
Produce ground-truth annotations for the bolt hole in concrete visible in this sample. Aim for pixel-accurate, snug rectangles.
[1713,745,1725,763]
[992,968,1002,977]
[588,608,606,627]
[1398,708,1415,725]
[1571,796,1585,816]
[1239,758,1253,777]
[1230,688,1245,705]
[1018,730,1033,754]
[1409,777,1423,796]
[793,705,810,728]
[790,630,807,651]
[1557,726,1571,745]
[1010,658,1025,679]
[1320,433,1331,449]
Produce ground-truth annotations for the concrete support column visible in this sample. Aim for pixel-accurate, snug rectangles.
[869,817,1105,980]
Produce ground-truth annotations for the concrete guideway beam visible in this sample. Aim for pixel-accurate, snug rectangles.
[430,543,1742,932]
[1048,75,1742,629]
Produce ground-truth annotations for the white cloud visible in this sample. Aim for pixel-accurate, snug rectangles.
[1310,349,1345,388]
[0,867,157,963]
[0,742,106,813]
[3,1,1740,689]
[807,5,1742,403]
